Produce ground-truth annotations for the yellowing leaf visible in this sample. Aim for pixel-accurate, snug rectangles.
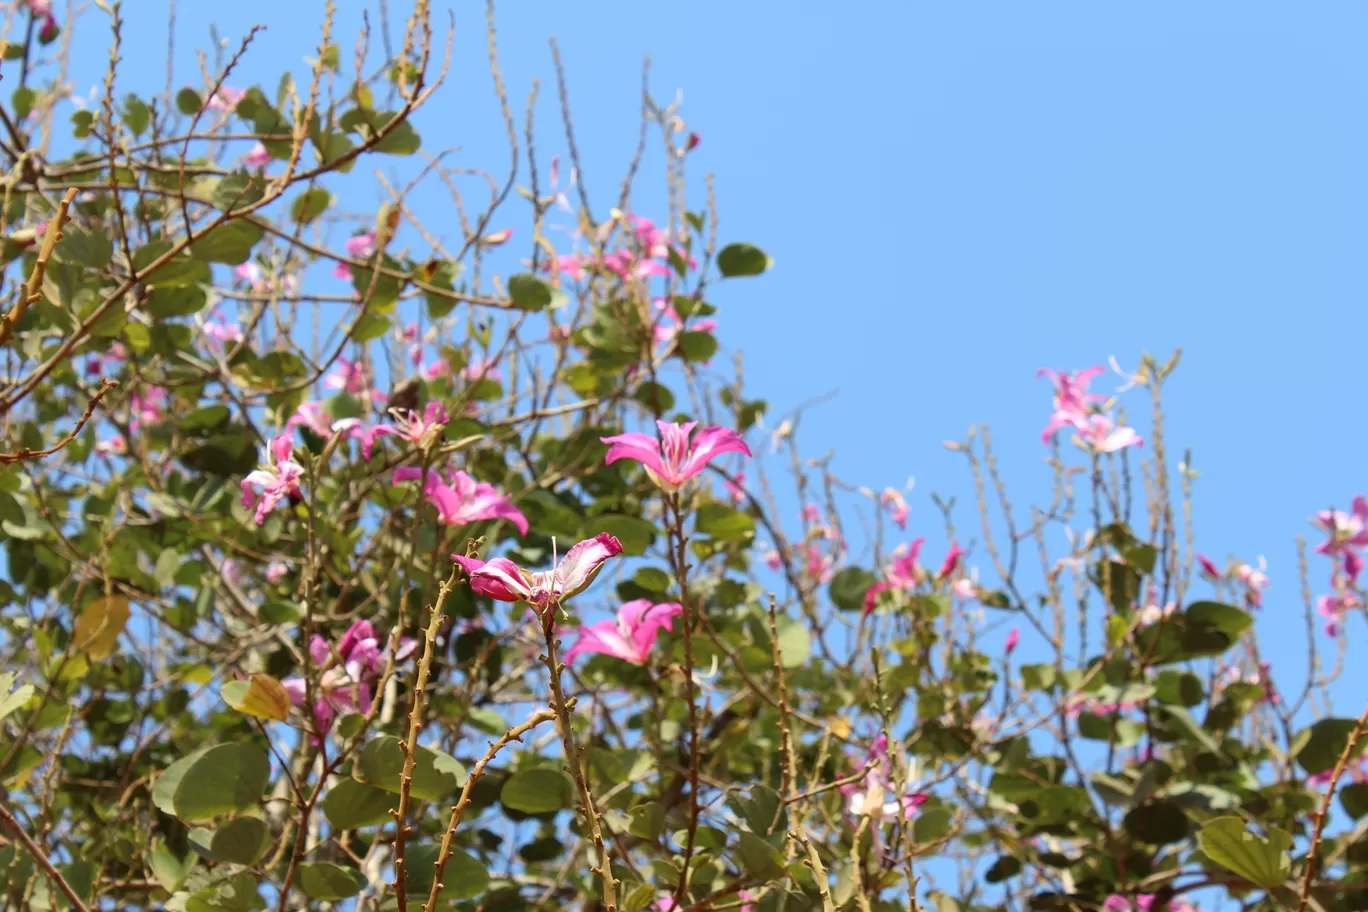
[73,596,130,660]
[829,715,852,738]
[222,674,291,722]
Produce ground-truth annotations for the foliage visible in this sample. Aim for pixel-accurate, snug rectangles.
[0,4,1364,912]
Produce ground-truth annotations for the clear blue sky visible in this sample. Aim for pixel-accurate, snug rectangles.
[55,0,1363,744]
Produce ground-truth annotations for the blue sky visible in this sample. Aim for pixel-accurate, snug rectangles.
[36,0,1367,895]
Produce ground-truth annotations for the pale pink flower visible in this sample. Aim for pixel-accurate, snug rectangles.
[461,357,503,384]
[393,465,528,534]
[129,386,168,431]
[1038,366,1105,444]
[286,401,333,437]
[480,228,513,246]
[723,472,747,505]
[800,504,823,525]
[1102,897,1156,912]
[202,311,243,349]
[652,898,677,912]
[1313,495,1368,556]
[244,142,271,169]
[881,488,909,530]
[1318,589,1360,637]
[361,402,448,460]
[1138,597,1177,626]
[652,298,717,347]
[601,420,752,493]
[234,262,262,287]
[281,619,417,733]
[1078,414,1143,453]
[239,434,304,526]
[952,574,979,602]
[323,357,369,395]
[220,558,242,586]
[760,543,782,571]
[266,561,289,584]
[838,734,928,822]
[206,86,246,112]
[420,358,450,382]
[95,434,127,457]
[563,600,684,665]
[1237,557,1269,608]
[452,533,623,608]
[335,230,377,280]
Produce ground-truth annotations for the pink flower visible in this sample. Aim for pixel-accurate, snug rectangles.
[652,899,677,912]
[652,298,717,347]
[335,230,377,280]
[723,471,747,505]
[393,465,528,534]
[84,342,126,378]
[1196,553,1221,579]
[881,488,909,530]
[461,357,503,384]
[452,533,623,609]
[281,619,417,733]
[952,575,979,601]
[1038,366,1105,444]
[1348,550,1366,583]
[207,86,246,112]
[95,434,127,457]
[286,401,333,437]
[240,434,304,526]
[804,543,834,584]
[202,311,244,349]
[686,132,701,152]
[244,142,271,169]
[800,504,823,524]
[761,544,782,571]
[130,386,168,431]
[480,228,513,246]
[1237,558,1269,608]
[1138,597,1177,626]
[1313,496,1368,556]
[1102,897,1156,912]
[234,262,262,287]
[937,541,965,580]
[323,357,369,395]
[1078,414,1143,453]
[601,420,752,493]
[362,402,448,460]
[563,600,685,665]
[1318,589,1360,637]
[266,561,289,583]
[1005,627,1020,656]
[838,734,928,821]
[37,13,57,42]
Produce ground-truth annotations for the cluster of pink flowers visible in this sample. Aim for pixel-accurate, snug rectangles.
[1066,696,1144,718]
[1312,495,1368,636]
[552,214,693,284]
[652,297,717,355]
[1038,366,1142,453]
[862,538,967,615]
[323,356,386,406]
[282,619,416,734]
[563,599,685,665]
[1195,552,1269,609]
[335,230,378,281]
[233,261,300,297]
[129,386,168,432]
[392,464,527,533]
[880,486,910,530]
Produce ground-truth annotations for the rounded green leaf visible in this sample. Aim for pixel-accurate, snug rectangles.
[404,844,490,900]
[152,746,213,817]
[322,779,395,829]
[1296,717,1366,775]
[171,743,270,821]
[913,807,953,844]
[717,243,772,277]
[290,188,332,224]
[297,862,364,901]
[355,738,467,800]
[1197,816,1291,889]
[209,816,269,865]
[590,515,657,557]
[695,503,754,543]
[1122,800,1189,845]
[500,768,574,815]
[176,87,203,114]
[735,832,785,881]
[829,567,878,612]
[507,273,557,311]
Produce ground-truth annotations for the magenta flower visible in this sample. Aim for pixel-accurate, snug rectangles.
[1318,589,1360,637]
[652,298,717,347]
[393,465,528,534]
[937,541,965,580]
[95,434,127,457]
[1313,495,1368,556]
[286,401,333,437]
[461,357,503,384]
[335,230,377,280]
[804,542,835,584]
[1078,414,1143,453]
[452,533,623,608]
[84,342,126,379]
[207,86,246,112]
[1102,897,1156,912]
[1038,366,1105,444]
[240,434,304,526]
[129,386,168,431]
[563,600,685,665]
[281,619,416,733]
[1005,627,1020,656]
[601,420,752,493]
[362,402,448,459]
[1196,553,1221,579]
[863,539,926,615]
[881,487,909,530]
[838,734,928,822]
[244,142,271,169]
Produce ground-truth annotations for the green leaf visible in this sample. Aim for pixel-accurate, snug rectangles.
[290,189,332,224]
[149,845,196,892]
[1122,800,1189,845]
[11,87,35,121]
[1296,717,1366,775]
[695,503,754,543]
[717,242,772,278]
[146,285,209,318]
[54,224,113,270]
[500,768,574,815]
[181,433,259,477]
[913,807,953,844]
[507,273,561,311]
[623,882,657,912]
[1341,783,1368,820]
[1156,705,1220,754]
[1155,670,1203,707]
[0,672,34,722]
[153,747,214,816]
[184,870,263,912]
[176,87,204,114]
[984,856,1022,883]
[355,738,467,800]
[1197,816,1292,889]
[190,220,265,265]
[404,844,489,900]
[371,117,421,155]
[829,567,878,612]
[590,515,657,557]
[678,331,718,363]
[209,817,269,865]
[628,802,666,840]
[736,831,786,881]
[172,743,270,821]
[1021,664,1056,692]
[321,779,394,829]
[296,863,364,901]
[349,312,391,343]
[122,93,151,137]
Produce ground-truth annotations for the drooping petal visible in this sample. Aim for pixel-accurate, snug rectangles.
[362,424,397,461]
[676,425,752,482]
[553,533,624,601]
[270,433,293,468]
[308,635,332,666]
[626,601,684,658]
[600,432,669,479]
[453,554,531,601]
[563,620,640,664]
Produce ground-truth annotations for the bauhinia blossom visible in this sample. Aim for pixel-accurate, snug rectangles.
[1004,627,1020,656]
[1237,557,1269,608]
[334,229,377,280]
[1102,897,1156,912]
[244,142,271,169]
[601,420,751,492]
[838,734,928,822]
[563,599,685,665]
[393,466,528,534]
[362,402,448,460]
[1038,366,1105,444]
[240,434,304,526]
[206,86,246,112]
[282,620,416,733]
[452,533,623,609]
[1313,495,1368,558]
[1078,413,1143,453]
[880,487,909,530]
